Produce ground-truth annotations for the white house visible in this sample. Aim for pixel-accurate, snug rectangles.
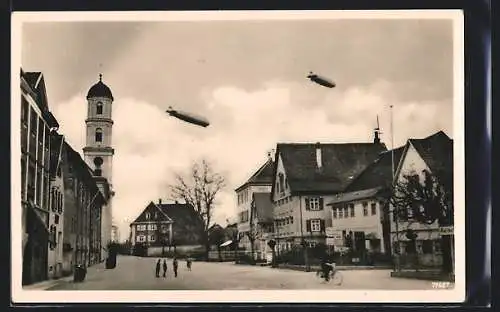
[325,145,405,255]
[270,140,387,253]
[47,134,66,279]
[390,131,453,268]
[235,154,274,252]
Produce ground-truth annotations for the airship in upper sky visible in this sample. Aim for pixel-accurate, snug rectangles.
[165,106,210,128]
[307,72,336,88]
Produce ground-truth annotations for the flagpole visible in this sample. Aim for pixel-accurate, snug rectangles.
[390,104,401,272]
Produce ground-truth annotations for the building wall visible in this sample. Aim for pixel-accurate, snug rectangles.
[132,222,173,247]
[61,150,104,273]
[236,184,271,251]
[47,171,65,279]
[390,143,442,259]
[330,198,386,253]
[20,78,51,285]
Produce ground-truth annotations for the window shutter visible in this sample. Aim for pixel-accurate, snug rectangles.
[319,197,324,210]
[320,219,325,232]
[306,219,311,232]
[305,198,310,210]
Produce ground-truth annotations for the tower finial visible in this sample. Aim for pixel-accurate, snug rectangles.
[99,73,103,82]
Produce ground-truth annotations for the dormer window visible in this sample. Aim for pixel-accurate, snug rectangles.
[96,102,103,115]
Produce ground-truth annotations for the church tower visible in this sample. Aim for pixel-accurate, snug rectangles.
[83,74,114,183]
[83,74,115,254]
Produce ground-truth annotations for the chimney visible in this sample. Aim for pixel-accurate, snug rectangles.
[158,198,162,205]
[315,142,322,169]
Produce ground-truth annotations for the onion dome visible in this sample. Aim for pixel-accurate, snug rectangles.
[87,74,114,101]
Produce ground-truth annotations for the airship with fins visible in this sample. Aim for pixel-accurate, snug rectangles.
[166,106,210,128]
[307,72,336,88]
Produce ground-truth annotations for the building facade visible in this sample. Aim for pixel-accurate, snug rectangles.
[235,154,274,252]
[390,131,454,268]
[61,141,107,274]
[20,70,59,285]
[324,142,406,255]
[83,74,115,260]
[130,200,205,255]
[47,134,66,279]
[270,141,387,253]
[249,192,274,261]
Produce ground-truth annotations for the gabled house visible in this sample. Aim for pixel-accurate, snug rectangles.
[130,199,204,255]
[130,199,174,247]
[390,130,453,267]
[235,153,274,252]
[270,140,387,252]
[326,145,405,255]
[47,133,66,279]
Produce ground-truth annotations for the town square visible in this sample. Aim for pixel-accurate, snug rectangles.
[13,11,462,300]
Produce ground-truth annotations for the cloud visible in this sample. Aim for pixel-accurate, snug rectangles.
[52,78,452,241]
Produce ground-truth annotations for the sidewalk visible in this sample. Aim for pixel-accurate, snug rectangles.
[272,263,392,272]
[23,262,105,291]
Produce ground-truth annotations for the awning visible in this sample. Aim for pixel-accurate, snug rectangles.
[220,240,232,247]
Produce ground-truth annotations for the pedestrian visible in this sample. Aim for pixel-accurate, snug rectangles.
[162,259,168,277]
[155,259,161,278]
[186,257,192,271]
[173,257,178,278]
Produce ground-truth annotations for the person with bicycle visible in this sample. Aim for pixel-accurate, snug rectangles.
[320,249,336,282]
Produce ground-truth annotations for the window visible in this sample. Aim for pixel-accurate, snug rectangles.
[145,212,150,220]
[421,240,433,254]
[363,202,368,216]
[30,107,37,135]
[95,128,103,143]
[350,204,355,217]
[138,235,145,242]
[154,212,158,219]
[290,216,294,224]
[310,219,321,232]
[344,206,349,218]
[308,198,321,210]
[149,235,156,242]
[278,173,285,193]
[371,203,377,215]
[21,158,26,200]
[333,208,337,219]
[338,208,343,219]
[96,102,103,115]
[36,168,42,206]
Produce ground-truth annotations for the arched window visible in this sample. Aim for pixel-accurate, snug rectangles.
[96,102,103,115]
[95,128,103,142]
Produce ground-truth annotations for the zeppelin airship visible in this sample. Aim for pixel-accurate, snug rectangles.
[307,72,336,88]
[166,106,210,128]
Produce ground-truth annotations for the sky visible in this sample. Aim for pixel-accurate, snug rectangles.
[20,16,455,242]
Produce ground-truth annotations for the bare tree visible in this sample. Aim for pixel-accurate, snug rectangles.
[167,159,226,260]
[390,169,454,273]
[246,199,257,261]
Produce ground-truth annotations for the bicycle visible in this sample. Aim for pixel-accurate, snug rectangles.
[316,264,343,285]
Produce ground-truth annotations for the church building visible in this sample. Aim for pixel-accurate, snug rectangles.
[82,74,115,260]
